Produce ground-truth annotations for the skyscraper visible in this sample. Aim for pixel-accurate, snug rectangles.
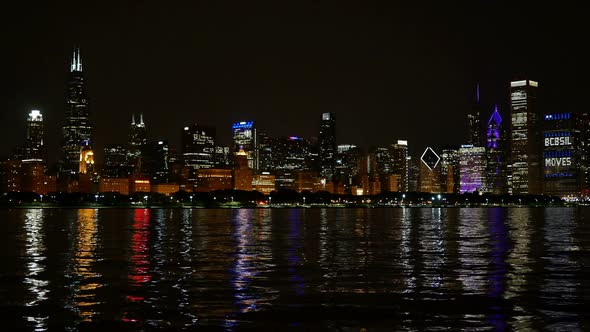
[182,124,216,170]
[486,105,507,194]
[459,145,486,193]
[232,121,256,169]
[23,109,45,162]
[467,84,482,146]
[319,112,336,180]
[580,112,590,196]
[272,136,311,171]
[103,144,129,178]
[419,147,441,193]
[257,130,273,172]
[142,140,170,184]
[510,79,541,194]
[128,113,147,174]
[543,112,581,197]
[440,148,459,193]
[390,140,409,192]
[62,47,92,174]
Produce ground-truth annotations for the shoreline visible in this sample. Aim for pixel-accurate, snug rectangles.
[0,203,577,209]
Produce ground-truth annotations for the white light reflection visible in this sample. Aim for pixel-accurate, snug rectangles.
[457,208,488,294]
[24,209,49,331]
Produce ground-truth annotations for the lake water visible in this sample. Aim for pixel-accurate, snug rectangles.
[1,207,589,331]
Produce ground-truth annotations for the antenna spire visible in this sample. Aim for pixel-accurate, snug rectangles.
[70,47,82,72]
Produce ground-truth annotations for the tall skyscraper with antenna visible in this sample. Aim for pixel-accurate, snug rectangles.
[128,113,147,174]
[62,47,93,174]
[467,84,482,146]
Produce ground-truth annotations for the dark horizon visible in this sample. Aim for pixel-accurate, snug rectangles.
[1,1,583,164]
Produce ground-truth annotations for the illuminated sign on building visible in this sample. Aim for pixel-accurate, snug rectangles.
[420,147,440,170]
[545,158,572,167]
[232,121,254,129]
[544,136,572,146]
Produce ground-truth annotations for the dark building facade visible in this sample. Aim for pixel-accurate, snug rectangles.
[103,144,129,178]
[23,110,46,162]
[62,47,92,174]
[272,136,311,171]
[128,113,147,174]
[257,130,273,172]
[467,84,483,146]
[580,112,590,196]
[319,112,336,180]
[440,148,459,193]
[182,124,216,171]
[510,79,541,194]
[142,140,169,184]
[390,140,409,192]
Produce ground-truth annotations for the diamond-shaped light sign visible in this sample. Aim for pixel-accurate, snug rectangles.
[420,147,440,170]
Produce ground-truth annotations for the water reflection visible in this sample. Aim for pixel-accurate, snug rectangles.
[505,208,534,330]
[418,208,445,296]
[229,209,276,315]
[541,208,580,330]
[23,209,49,331]
[400,207,416,296]
[486,208,509,330]
[2,207,589,330]
[122,208,151,324]
[287,209,305,297]
[458,208,489,294]
[72,209,102,322]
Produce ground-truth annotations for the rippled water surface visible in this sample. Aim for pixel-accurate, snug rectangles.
[1,207,589,330]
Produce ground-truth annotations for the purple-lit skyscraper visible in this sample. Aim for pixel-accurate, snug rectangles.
[459,145,486,193]
[486,105,507,194]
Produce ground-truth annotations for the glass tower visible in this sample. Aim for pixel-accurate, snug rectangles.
[23,109,45,162]
[486,105,507,194]
[319,113,336,180]
[232,121,256,169]
[62,47,92,174]
[510,79,541,194]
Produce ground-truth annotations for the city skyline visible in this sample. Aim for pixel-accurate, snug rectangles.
[1,1,583,163]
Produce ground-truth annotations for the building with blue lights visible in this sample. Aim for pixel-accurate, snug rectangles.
[543,112,581,197]
[232,121,256,169]
[486,106,507,194]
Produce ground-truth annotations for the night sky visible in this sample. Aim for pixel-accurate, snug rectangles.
[1,1,583,164]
